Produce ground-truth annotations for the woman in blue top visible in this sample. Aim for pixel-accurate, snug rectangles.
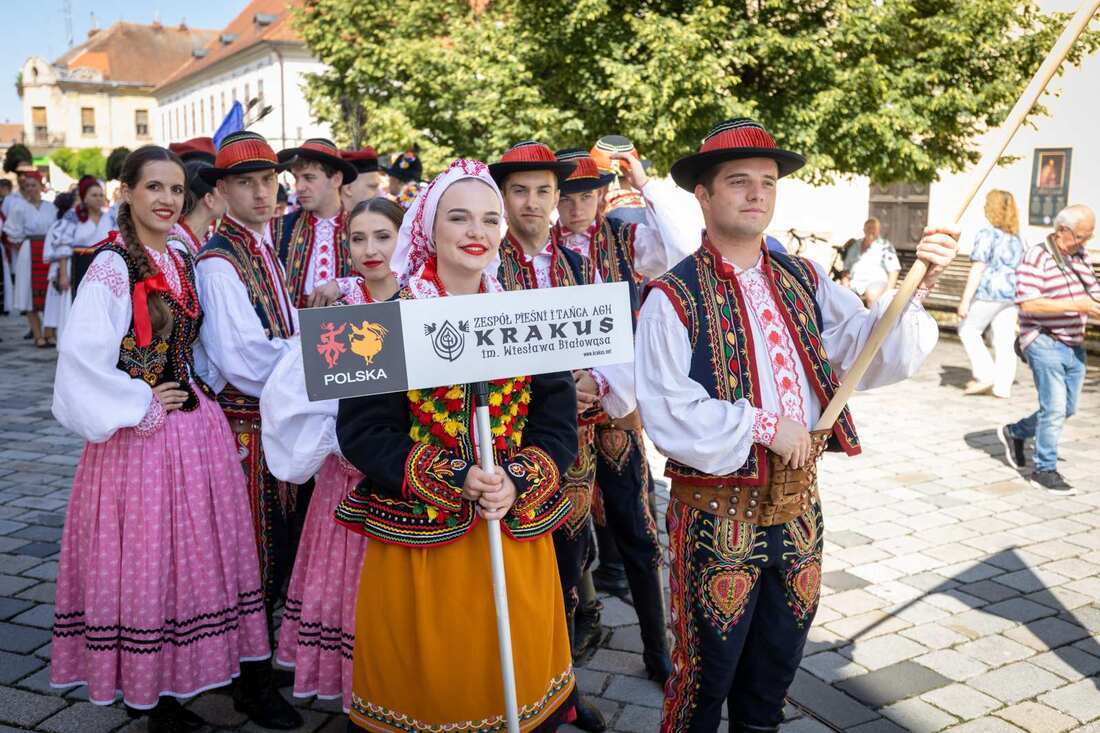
[957,190,1025,398]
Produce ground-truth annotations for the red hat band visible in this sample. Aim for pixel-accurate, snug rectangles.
[296,139,341,157]
[215,133,278,169]
[566,157,601,181]
[699,121,778,154]
[500,141,557,164]
[341,147,379,163]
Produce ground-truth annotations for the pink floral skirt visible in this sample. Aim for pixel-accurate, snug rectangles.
[276,454,366,711]
[50,387,270,708]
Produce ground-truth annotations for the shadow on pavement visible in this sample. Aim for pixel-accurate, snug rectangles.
[964,427,1023,471]
[937,364,973,390]
[849,547,1099,690]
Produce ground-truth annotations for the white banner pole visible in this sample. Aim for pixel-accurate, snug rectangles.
[473,381,521,733]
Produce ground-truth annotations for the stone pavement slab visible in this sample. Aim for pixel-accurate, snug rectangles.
[920,683,1001,720]
[3,300,1100,731]
[834,661,951,708]
[881,697,958,733]
[995,701,1080,733]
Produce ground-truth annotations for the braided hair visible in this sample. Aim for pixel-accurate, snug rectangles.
[116,145,186,339]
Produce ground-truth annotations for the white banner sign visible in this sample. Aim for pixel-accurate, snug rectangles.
[298,282,634,401]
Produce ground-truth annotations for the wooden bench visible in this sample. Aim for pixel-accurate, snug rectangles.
[896,250,971,314]
[895,249,1100,347]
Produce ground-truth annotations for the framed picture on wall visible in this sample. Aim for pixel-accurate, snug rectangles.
[1029,148,1071,226]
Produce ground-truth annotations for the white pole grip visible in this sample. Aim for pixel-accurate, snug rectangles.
[473,387,521,733]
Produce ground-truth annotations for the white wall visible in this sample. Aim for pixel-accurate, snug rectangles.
[22,58,158,151]
[770,175,870,248]
[156,45,329,151]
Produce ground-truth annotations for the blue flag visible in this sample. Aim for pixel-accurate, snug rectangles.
[213,101,245,149]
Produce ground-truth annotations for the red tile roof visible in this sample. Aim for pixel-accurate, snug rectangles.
[156,0,304,92]
[54,21,217,87]
[0,124,24,145]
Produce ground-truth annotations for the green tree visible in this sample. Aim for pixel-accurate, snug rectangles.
[3,142,32,173]
[50,147,107,180]
[295,0,1097,184]
[296,0,580,174]
[106,147,130,181]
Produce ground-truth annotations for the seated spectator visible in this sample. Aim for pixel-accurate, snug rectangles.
[841,217,901,305]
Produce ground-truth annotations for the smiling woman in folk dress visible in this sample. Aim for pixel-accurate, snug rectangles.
[49,146,268,733]
[334,160,580,732]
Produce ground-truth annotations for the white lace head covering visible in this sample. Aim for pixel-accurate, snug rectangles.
[391,158,505,298]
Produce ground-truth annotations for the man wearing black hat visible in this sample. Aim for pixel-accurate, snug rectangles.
[489,140,638,733]
[341,147,383,210]
[383,148,424,208]
[273,138,359,309]
[636,118,959,732]
[194,129,305,730]
[552,146,697,685]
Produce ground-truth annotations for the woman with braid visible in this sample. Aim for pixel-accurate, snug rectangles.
[50,146,269,733]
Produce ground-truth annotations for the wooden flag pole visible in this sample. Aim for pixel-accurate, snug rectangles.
[815,0,1100,432]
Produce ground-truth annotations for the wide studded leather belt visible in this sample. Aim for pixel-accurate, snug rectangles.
[670,430,830,526]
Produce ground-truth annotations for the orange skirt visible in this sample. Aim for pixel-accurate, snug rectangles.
[349,521,575,732]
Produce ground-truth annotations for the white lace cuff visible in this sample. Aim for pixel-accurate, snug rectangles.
[134,396,166,437]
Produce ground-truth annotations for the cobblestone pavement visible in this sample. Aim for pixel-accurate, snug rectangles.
[1,310,1098,733]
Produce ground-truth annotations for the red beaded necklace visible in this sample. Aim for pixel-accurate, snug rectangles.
[145,247,200,320]
[423,256,486,296]
[358,278,375,304]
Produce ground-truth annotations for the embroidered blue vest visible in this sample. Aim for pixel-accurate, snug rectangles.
[272,208,352,308]
[594,217,644,317]
[646,242,860,487]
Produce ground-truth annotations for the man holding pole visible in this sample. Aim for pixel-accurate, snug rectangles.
[635,118,958,732]
[552,146,687,682]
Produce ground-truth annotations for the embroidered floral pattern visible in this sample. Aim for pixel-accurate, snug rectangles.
[146,246,183,297]
[350,666,574,732]
[782,502,824,625]
[404,443,469,514]
[559,425,597,539]
[505,446,568,540]
[407,378,531,453]
[83,258,128,298]
[699,563,759,635]
[738,265,806,424]
[119,337,171,385]
[596,426,631,473]
[752,408,779,447]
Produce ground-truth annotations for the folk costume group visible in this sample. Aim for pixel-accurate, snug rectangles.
[46,117,959,733]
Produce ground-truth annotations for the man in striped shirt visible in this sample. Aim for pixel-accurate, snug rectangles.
[999,204,1099,494]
